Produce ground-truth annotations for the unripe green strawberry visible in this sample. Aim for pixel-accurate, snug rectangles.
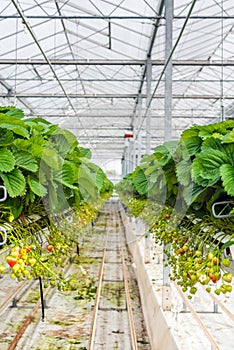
[221,258,230,267]
[222,272,232,283]
[0,264,5,274]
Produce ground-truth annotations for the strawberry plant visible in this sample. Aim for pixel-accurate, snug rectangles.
[0,106,114,291]
[116,119,234,297]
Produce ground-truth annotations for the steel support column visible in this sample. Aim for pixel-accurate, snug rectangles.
[121,154,125,177]
[132,111,136,170]
[162,0,173,311]
[164,0,173,142]
[146,56,152,154]
[145,57,152,263]
[122,146,127,176]
[125,140,130,174]
[137,93,143,165]
[131,141,135,172]
[128,141,132,173]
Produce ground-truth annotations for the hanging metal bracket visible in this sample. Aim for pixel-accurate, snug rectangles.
[212,201,234,218]
[0,186,7,245]
[0,226,7,246]
[0,185,7,202]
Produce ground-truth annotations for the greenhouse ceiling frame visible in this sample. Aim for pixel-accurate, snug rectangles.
[0,0,233,173]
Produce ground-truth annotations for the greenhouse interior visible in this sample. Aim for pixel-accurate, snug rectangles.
[0,0,234,349]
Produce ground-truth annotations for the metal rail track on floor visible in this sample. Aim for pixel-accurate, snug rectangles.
[5,252,76,350]
[7,285,51,350]
[89,203,138,350]
[0,279,29,315]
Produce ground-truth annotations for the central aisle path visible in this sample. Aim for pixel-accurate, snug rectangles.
[89,200,151,349]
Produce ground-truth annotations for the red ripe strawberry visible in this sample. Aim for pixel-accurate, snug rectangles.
[178,248,184,255]
[209,272,217,283]
[6,256,17,268]
[47,245,53,252]
[165,214,170,219]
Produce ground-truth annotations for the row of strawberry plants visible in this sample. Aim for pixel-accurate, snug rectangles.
[116,120,234,297]
[0,106,113,290]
